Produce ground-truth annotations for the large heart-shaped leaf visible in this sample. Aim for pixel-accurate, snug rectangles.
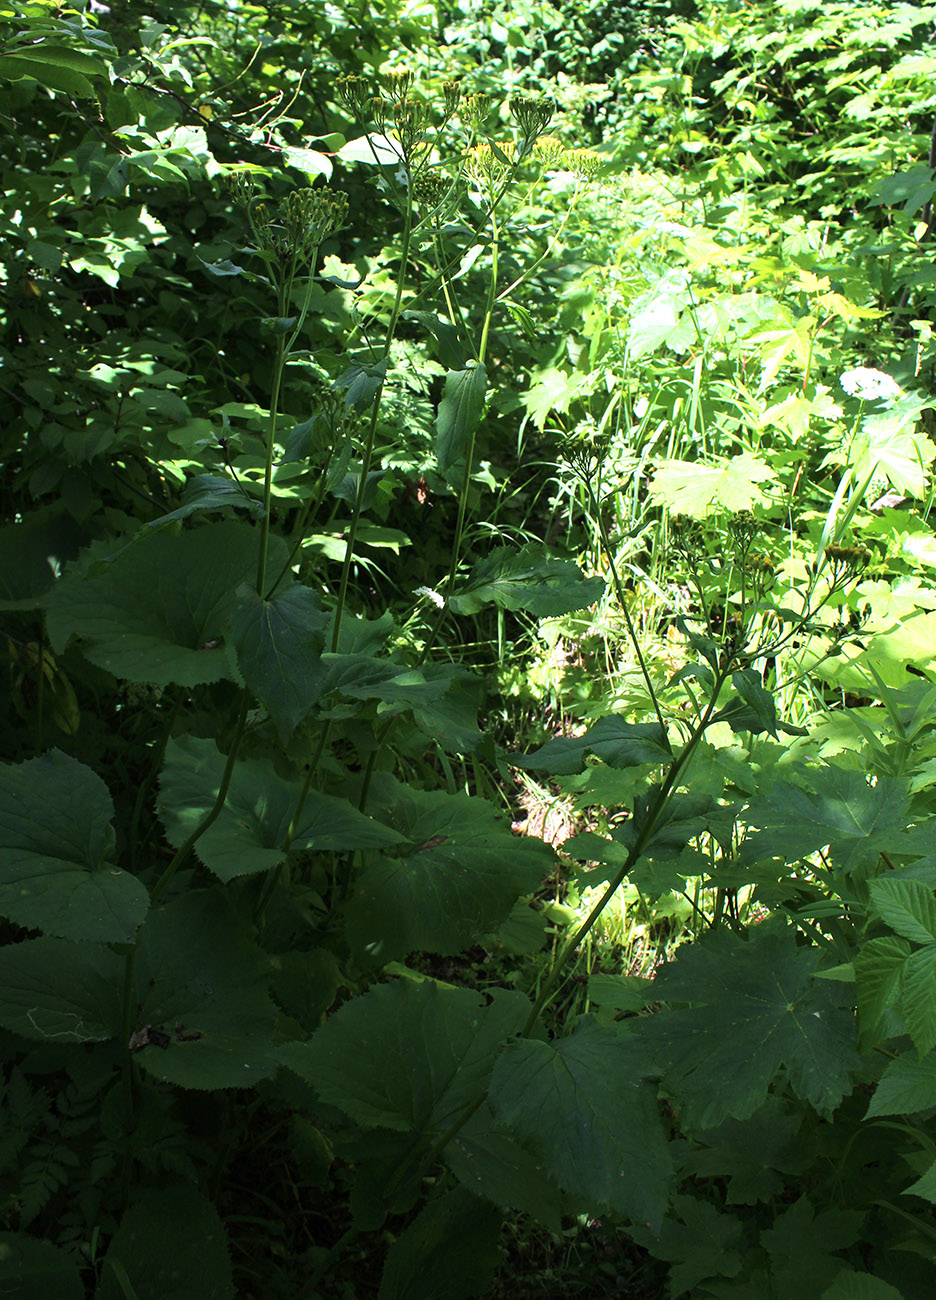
[45,521,286,686]
[344,777,554,962]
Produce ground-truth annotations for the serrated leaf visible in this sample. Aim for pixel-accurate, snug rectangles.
[636,927,859,1128]
[449,544,604,618]
[321,655,482,753]
[130,891,277,1090]
[344,777,554,962]
[869,878,936,944]
[158,736,402,882]
[276,980,530,1133]
[436,362,487,472]
[822,1270,906,1300]
[227,582,328,741]
[856,934,911,1041]
[628,1194,744,1298]
[723,668,779,737]
[649,452,774,517]
[334,357,388,412]
[762,1198,863,1300]
[0,1232,83,1300]
[901,944,936,1056]
[866,1049,936,1116]
[444,1105,563,1230]
[904,1157,936,1204]
[0,750,148,943]
[489,1019,672,1232]
[378,1187,501,1300]
[0,938,120,1042]
[742,766,909,871]
[45,522,285,687]
[515,717,671,775]
[98,1186,233,1300]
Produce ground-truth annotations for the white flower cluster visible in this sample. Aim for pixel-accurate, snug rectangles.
[413,585,445,609]
[839,367,902,402]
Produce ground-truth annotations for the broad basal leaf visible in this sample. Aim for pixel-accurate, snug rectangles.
[98,1186,233,1300]
[649,452,774,518]
[0,749,148,942]
[636,926,860,1128]
[158,736,402,882]
[489,1019,672,1233]
[444,1105,564,1230]
[227,581,328,740]
[515,717,671,775]
[131,891,278,1090]
[0,1232,83,1300]
[0,938,121,1042]
[343,777,554,962]
[378,1188,501,1300]
[436,362,487,472]
[45,522,287,687]
[449,544,604,618]
[275,980,530,1134]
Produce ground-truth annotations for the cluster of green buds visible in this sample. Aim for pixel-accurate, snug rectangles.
[464,139,514,195]
[336,74,372,120]
[412,170,454,215]
[531,135,568,168]
[823,543,872,584]
[728,510,758,557]
[464,92,492,130]
[563,147,604,180]
[239,186,349,266]
[510,94,554,144]
[669,513,705,559]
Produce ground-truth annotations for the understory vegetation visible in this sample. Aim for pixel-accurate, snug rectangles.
[2,0,936,1296]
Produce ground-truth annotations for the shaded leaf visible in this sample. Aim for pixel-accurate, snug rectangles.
[0,750,148,943]
[378,1188,501,1300]
[344,777,553,962]
[98,1185,233,1300]
[866,1050,936,1116]
[0,1232,83,1300]
[450,544,604,618]
[489,1018,672,1232]
[515,717,671,775]
[436,362,487,472]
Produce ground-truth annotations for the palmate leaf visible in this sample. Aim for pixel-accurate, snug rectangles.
[648,452,774,518]
[0,749,148,942]
[321,655,482,753]
[488,1018,673,1233]
[449,544,604,618]
[158,736,403,882]
[276,980,530,1135]
[343,777,554,962]
[636,926,860,1129]
[627,1195,744,1299]
[741,766,910,872]
[227,581,329,741]
[45,521,287,687]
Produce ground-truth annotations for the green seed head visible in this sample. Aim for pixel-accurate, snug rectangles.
[510,95,554,137]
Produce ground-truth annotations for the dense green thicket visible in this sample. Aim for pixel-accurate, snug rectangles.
[2,1,936,1297]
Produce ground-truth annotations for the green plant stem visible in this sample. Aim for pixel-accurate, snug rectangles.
[257,313,287,596]
[331,188,414,652]
[149,694,250,906]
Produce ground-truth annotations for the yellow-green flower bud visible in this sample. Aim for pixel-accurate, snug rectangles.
[510,95,554,137]
[442,80,461,115]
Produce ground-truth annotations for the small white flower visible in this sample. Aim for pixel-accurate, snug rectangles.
[414,585,445,609]
[634,397,650,419]
[839,367,902,402]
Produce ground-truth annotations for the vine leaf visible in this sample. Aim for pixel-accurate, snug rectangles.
[158,735,403,882]
[343,777,554,962]
[276,980,530,1135]
[488,1018,673,1233]
[436,361,487,472]
[637,926,860,1128]
[449,544,604,618]
[227,581,329,741]
[0,749,148,943]
[44,521,287,687]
